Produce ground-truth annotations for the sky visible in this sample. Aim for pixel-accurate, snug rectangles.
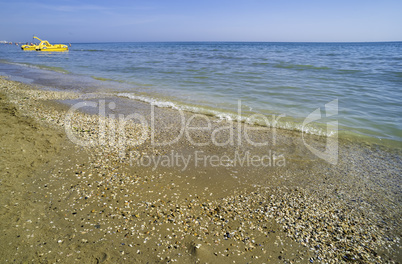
[1,0,401,43]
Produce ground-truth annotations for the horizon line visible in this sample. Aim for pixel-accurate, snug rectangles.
[3,40,402,44]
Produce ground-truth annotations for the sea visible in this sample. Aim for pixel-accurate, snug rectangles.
[0,41,401,147]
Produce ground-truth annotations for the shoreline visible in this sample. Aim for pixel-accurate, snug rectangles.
[1,59,402,149]
[0,76,401,263]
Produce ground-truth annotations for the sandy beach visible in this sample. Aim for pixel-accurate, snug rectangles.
[0,76,401,263]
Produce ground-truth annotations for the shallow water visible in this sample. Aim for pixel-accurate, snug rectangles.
[1,42,401,145]
[1,60,401,263]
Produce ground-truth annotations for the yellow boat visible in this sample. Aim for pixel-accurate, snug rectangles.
[21,36,68,52]
[21,43,38,51]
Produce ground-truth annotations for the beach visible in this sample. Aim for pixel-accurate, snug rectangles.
[0,76,401,263]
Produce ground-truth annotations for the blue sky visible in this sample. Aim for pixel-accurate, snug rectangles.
[1,0,401,42]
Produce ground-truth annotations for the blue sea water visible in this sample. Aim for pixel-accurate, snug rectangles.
[0,42,401,145]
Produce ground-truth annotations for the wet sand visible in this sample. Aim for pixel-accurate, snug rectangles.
[0,76,401,263]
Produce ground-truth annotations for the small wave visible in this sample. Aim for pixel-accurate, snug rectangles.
[77,49,142,55]
[145,61,163,64]
[118,92,234,118]
[251,62,270,66]
[274,64,331,71]
[117,92,332,137]
[319,53,340,57]
[387,71,402,78]
[36,65,69,74]
[5,61,69,74]
[123,66,153,72]
[335,69,361,74]
[91,76,114,81]
[77,49,106,52]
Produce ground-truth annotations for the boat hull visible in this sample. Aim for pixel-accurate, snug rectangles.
[21,45,38,51]
[36,45,68,52]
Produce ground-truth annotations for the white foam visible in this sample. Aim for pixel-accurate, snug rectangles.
[117,92,331,137]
